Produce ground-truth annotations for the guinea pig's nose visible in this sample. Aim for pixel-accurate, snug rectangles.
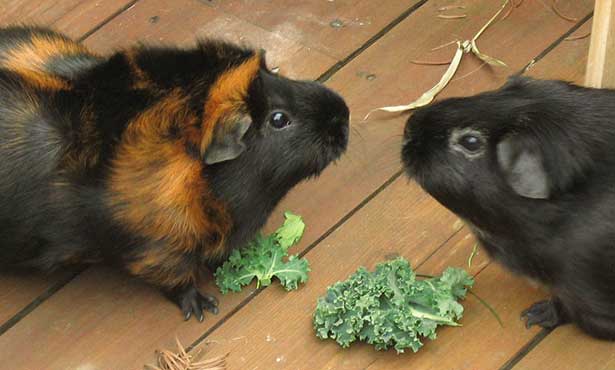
[403,120,412,142]
[323,112,349,150]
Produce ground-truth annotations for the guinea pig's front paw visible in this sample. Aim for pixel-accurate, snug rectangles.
[167,285,219,322]
[521,299,566,329]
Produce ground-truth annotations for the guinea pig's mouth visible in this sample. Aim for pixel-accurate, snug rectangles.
[326,122,349,159]
[310,118,349,176]
[401,136,419,175]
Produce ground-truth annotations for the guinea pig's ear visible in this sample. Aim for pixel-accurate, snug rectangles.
[203,114,252,165]
[200,54,261,164]
[497,135,550,199]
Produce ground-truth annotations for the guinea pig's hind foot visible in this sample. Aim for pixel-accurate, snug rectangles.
[166,285,219,322]
[521,299,568,330]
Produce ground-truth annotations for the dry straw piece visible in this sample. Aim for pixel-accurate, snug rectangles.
[144,338,228,370]
[364,0,512,120]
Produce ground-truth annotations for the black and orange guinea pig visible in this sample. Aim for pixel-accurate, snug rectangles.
[403,76,615,340]
[0,26,349,321]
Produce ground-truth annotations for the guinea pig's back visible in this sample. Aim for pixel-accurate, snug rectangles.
[0,26,101,79]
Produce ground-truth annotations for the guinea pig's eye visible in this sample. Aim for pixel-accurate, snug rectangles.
[458,134,483,152]
[269,111,292,129]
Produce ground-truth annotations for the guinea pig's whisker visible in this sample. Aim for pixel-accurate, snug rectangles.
[350,125,364,140]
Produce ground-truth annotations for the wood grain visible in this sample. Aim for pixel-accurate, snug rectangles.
[0,267,253,370]
[526,18,592,83]
[0,270,68,324]
[512,326,615,370]
[206,0,424,60]
[0,0,135,39]
[83,0,336,80]
[585,0,615,87]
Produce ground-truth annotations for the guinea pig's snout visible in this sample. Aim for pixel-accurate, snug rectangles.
[401,115,424,178]
[318,89,350,156]
[328,103,350,147]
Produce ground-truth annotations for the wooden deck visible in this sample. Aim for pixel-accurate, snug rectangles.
[0,1,613,369]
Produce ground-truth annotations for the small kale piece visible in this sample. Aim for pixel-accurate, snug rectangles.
[313,258,473,353]
[275,211,305,249]
[214,212,310,294]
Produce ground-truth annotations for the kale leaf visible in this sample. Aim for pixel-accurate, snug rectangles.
[215,212,310,294]
[313,257,473,353]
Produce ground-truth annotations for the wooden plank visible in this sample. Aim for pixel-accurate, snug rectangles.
[0,267,255,370]
[0,0,135,329]
[207,0,423,60]
[526,19,592,82]
[192,179,546,370]
[0,270,68,324]
[0,0,594,368]
[83,0,336,80]
[512,326,615,370]
[0,0,135,39]
[585,0,615,87]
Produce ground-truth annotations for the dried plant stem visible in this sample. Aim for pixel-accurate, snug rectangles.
[565,31,591,41]
[145,338,228,370]
[437,14,468,19]
[438,5,466,11]
[430,39,459,52]
[502,0,515,21]
[411,59,453,65]
[452,62,487,82]
[551,0,579,22]
[364,0,510,120]
[472,0,511,41]
[468,243,479,268]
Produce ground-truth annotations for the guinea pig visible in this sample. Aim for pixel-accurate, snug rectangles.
[0,26,349,321]
[402,75,615,340]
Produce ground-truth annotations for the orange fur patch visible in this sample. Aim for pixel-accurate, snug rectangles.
[127,250,197,288]
[109,91,232,288]
[3,35,92,74]
[125,49,152,89]
[1,34,94,90]
[15,69,69,90]
[200,54,261,155]
[60,105,102,171]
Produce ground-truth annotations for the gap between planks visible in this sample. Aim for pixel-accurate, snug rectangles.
[77,0,141,42]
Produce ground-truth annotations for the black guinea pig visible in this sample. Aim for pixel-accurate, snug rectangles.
[0,26,349,321]
[402,76,615,340]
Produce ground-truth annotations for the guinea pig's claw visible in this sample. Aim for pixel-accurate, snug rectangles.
[172,285,220,323]
[521,300,564,329]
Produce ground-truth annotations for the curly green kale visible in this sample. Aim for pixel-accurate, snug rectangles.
[215,212,309,294]
[313,257,473,353]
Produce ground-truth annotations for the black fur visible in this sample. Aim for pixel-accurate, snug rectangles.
[0,26,349,320]
[402,76,615,339]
